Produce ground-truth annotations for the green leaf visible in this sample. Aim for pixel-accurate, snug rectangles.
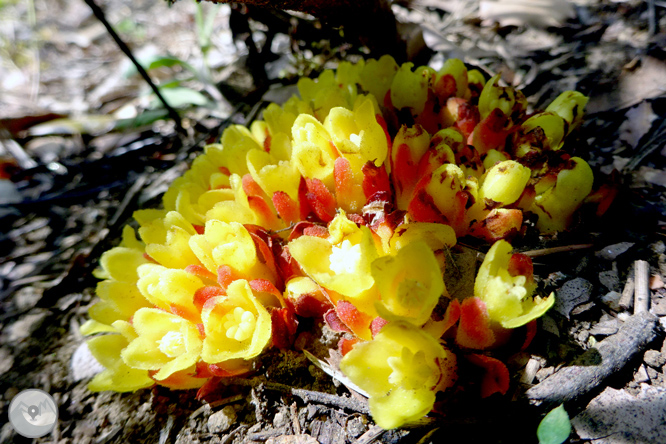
[113,109,169,131]
[537,404,572,444]
[155,87,209,108]
[123,54,197,78]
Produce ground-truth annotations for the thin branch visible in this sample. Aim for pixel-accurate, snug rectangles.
[521,244,594,258]
[83,0,187,135]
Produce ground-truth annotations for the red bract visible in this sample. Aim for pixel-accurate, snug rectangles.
[455,297,495,349]
[465,354,510,398]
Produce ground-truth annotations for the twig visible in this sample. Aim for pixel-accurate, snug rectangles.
[281,385,369,415]
[82,0,186,136]
[109,174,149,227]
[521,244,593,258]
[216,377,370,414]
[352,425,385,444]
[619,267,635,311]
[525,311,662,406]
[634,260,650,314]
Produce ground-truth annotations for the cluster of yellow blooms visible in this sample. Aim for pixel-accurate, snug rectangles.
[82,55,602,429]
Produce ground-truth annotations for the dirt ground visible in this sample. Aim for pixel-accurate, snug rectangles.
[1,0,666,443]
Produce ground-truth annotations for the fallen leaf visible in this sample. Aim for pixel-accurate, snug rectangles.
[650,275,664,290]
[479,0,575,28]
[618,101,657,149]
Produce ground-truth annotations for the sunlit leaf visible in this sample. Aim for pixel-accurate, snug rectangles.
[537,404,571,444]
[155,87,210,108]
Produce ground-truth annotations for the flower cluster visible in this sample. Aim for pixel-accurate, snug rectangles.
[82,55,605,429]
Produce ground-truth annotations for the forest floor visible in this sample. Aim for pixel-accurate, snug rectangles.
[1,0,666,443]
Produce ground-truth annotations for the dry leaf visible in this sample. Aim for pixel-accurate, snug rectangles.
[619,101,657,149]
[479,0,575,28]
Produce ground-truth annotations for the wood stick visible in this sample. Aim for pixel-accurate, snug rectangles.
[619,267,635,311]
[521,244,593,258]
[525,311,661,406]
[634,260,650,313]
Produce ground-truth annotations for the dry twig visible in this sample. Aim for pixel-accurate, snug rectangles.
[634,260,651,313]
[526,311,662,406]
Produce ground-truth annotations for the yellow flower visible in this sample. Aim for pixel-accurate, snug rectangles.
[340,321,457,429]
[121,308,203,381]
[288,212,379,316]
[88,226,151,326]
[189,219,275,283]
[372,241,445,326]
[136,264,203,322]
[201,279,272,363]
[531,157,594,233]
[86,333,154,392]
[474,240,554,328]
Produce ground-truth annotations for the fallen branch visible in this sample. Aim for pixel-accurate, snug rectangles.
[526,311,662,405]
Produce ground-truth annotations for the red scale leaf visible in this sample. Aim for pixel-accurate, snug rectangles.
[272,191,300,225]
[465,354,510,398]
[193,286,226,312]
[361,161,391,199]
[455,297,495,349]
[305,178,337,223]
[271,307,299,349]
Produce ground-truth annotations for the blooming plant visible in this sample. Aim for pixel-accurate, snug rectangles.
[82,55,609,429]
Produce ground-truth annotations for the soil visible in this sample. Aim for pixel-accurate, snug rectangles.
[1,1,666,443]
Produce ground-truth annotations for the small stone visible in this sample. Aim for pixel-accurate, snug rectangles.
[207,406,237,434]
[644,350,665,369]
[12,286,43,311]
[595,242,634,261]
[570,301,595,316]
[647,366,659,380]
[650,296,666,316]
[589,319,620,336]
[554,278,593,319]
[536,367,555,382]
[540,315,559,337]
[7,310,48,342]
[346,417,367,438]
[600,291,622,311]
[273,409,289,429]
[266,435,319,444]
[599,269,621,292]
[634,364,650,383]
[0,348,14,376]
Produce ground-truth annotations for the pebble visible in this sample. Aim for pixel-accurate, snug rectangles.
[266,435,319,444]
[599,270,621,292]
[600,291,622,311]
[650,296,666,316]
[0,347,14,376]
[595,242,634,261]
[11,286,43,311]
[644,350,665,369]
[7,310,48,342]
[207,406,237,434]
[589,319,620,336]
[554,278,593,319]
[273,409,289,429]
